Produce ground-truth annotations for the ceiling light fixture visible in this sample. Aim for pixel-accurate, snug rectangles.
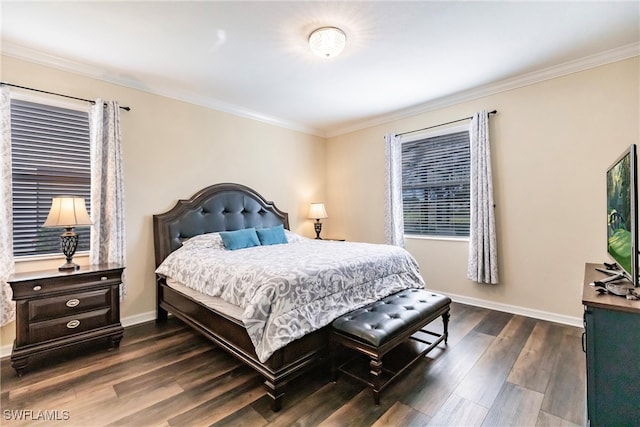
[308,26,346,59]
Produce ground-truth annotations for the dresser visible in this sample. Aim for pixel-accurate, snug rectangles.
[9,263,125,375]
[582,263,640,426]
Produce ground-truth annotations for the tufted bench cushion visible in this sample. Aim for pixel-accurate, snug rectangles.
[331,288,451,405]
[332,289,451,347]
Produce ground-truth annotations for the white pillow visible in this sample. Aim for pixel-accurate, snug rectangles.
[181,232,225,250]
[284,229,307,243]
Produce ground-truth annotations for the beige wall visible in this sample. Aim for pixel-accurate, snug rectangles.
[0,55,326,348]
[2,53,638,349]
[326,57,640,322]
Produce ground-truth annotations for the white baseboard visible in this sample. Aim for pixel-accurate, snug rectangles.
[120,310,157,328]
[1,344,12,359]
[447,292,583,328]
[0,310,157,359]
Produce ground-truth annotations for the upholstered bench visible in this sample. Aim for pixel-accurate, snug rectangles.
[330,288,451,405]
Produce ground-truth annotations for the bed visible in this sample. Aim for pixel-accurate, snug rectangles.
[153,183,425,411]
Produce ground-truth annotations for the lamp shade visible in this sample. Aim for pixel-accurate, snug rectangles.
[308,203,328,220]
[43,196,93,228]
[308,27,346,58]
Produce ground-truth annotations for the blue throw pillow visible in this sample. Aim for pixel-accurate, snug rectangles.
[220,228,261,250]
[256,225,288,246]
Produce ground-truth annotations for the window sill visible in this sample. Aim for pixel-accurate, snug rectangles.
[14,251,90,264]
[404,234,469,243]
[13,253,90,274]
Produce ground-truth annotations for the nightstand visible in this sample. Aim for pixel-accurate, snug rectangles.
[9,263,125,375]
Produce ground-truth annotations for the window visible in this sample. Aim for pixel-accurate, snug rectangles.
[10,98,91,257]
[401,127,470,238]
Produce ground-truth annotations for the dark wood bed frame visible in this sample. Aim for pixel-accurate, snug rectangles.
[153,183,329,411]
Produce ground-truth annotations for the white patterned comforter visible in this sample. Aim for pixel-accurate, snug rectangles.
[155,232,425,362]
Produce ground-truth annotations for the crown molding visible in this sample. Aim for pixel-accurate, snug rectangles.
[326,42,640,138]
[0,41,326,138]
[3,40,637,140]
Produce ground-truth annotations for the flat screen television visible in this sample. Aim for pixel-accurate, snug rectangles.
[606,143,638,288]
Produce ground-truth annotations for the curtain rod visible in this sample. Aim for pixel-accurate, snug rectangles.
[0,82,131,111]
[395,109,497,138]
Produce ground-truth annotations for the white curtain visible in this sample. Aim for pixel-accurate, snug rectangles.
[384,133,404,247]
[90,100,126,295]
[0,86,15,326]
[467,110,499,284]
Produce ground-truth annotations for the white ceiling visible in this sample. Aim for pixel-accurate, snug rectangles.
[1,1,639,137]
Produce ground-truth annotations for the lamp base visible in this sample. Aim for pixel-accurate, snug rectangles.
[59,228,80,272]
[314,220,323,240]
[58,261,80,272]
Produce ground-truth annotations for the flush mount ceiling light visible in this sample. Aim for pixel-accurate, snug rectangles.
[308,26,346,59]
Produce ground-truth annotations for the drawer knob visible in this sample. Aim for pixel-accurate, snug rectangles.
[66,320,80,329]
[33,285,42,291]
[101,276,108,281]
[66,298,80,308]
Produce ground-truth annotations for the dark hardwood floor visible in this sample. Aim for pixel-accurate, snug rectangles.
[0,302,586,426]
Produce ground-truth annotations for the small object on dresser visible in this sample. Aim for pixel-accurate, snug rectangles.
[605,282,633,296]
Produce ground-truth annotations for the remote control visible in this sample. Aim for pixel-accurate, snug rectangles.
[595,267,620,275]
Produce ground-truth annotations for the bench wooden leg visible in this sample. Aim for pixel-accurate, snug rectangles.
[442,310,450,344]
[370,358,383,405]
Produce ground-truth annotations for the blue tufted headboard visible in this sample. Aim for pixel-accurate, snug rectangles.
[152,183,289,267]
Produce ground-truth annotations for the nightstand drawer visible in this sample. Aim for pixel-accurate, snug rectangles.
[29,308,113,343]
[28,288,112,322]
[11,269,122,299]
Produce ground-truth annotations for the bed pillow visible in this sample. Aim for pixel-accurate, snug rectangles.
[284,229,307,243]
[256,225,288,246]
[220,228,261,250]
[181,232,225,250]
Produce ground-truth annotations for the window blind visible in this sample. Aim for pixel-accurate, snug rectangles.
[401,130,470,237]
[11,99,91,257]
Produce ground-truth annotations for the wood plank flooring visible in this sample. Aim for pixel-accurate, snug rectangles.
[0,302,586,426]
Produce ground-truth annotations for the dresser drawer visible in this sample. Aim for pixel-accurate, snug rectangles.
[28,288,112,322]
[29,308,113,344]
[11,269,122,299]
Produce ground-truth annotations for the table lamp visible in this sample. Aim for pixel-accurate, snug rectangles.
[43,196,93,271]
[308,203,328,239]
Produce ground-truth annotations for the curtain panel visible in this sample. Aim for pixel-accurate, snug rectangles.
[90,100,126,295]
[467,110,499,284]
[0,86,15,326]
[384,133,405,247]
